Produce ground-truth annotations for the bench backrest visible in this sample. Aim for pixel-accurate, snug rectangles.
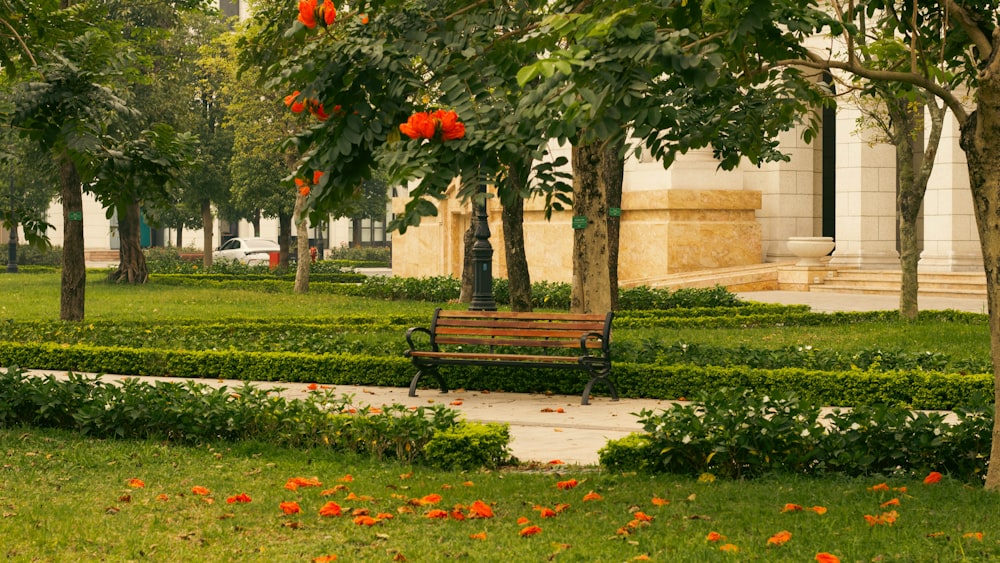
[429,308,613,351]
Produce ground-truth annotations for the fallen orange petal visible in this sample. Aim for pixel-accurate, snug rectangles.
[767,530,792,546]
[519,525,542,537]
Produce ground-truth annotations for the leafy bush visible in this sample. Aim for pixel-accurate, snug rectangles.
[423,421,513,469]
[325,245,391,263]
[0,244,62,266]
[0,367,507,469]
[600,388,993,482]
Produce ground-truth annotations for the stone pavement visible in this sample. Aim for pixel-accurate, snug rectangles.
[20,289,989,467]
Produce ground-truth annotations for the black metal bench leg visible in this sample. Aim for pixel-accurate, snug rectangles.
[408,369,424,397]
[581,362,617,405]
[408,366,449,397]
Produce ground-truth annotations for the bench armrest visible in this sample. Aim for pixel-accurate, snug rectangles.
[579,331,609,357]
[405,326,436,351]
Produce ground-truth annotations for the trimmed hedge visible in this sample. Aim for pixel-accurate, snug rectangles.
[0,341,991,410]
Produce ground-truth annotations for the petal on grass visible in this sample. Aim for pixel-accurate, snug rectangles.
[519,525,542,537]
[767,530,792,546]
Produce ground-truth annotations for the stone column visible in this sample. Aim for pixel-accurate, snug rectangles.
[829,106,899,269]
[919,113,982,271]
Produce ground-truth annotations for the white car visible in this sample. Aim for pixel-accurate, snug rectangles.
[213,237,281,265]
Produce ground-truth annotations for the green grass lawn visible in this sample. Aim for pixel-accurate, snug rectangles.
[1,427,997,562]
[0,272,441,321]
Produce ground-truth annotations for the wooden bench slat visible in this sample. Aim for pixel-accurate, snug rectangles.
[435,318,607,332]
[433,336,603,349]
[435,310,607,322]
[434,326,606,340]
[407,351,581,363]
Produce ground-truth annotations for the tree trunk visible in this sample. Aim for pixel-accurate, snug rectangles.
[890,100,920,321]
[59,154,85,321]
[201,199,213,269]
[892,98,945,321]
[961,65,1000,490]
[570,141,611,314]
[277,210,293,268]
[352,217,363,248]
[600,138,625,311]
[459,219,475,303]
[293,194,310,293]
[252,209,261,237]
[175,227,183,248]
[108,198,148,283]
[502,195,532,312]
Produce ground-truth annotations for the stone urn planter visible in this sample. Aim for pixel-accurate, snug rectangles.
[787,236,835,266]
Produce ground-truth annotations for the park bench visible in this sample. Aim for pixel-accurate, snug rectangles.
[404,308,617,405]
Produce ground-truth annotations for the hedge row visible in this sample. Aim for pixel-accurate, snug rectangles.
[1,341,990,410]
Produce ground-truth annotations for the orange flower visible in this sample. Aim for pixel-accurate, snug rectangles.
[307,383,319,390]
[633,511,654,522]
[781,503,802,512]
[280,501,301,515]
[864,510,899,526]
[312,556,337,563]
[556,479,578,490]
[353,515,379,526]
[537,507,557,518]
[226,493,252,504]
[425,509,449,519]
[519,525,542,537]
[651,497,669,506]
[463,481,474,487]
[399,112,436,140]
[339,474,354,482]
[127,478,145,488]
[868,482,890,492]
[298,185,310,197]
[469,532,487,540]
[923,471,943,484]
[548,459,564,465]
[767,530,792,546]
[287,477,323,488]
[469,500,494,518]
[285,91,306,113]
[191,486,210,496]
[450,509,466,520]
[420,493,442,505]
[706,531,726,542]
[516,516,530,525]
[376,513,394,520]
[880,498,900,508]
[319,501,343,517]
[815,553,840,563]
[963,532,984,541]
[432,109,465,140]
[297,0,317,28]
[633,556,651,561]
[582,491,603,502]
[156,494,169,502]
[810,506,827,515]
[399,110,465,141]
[719,544,739,552]
[319,0,336,26]
[360,14,369,24]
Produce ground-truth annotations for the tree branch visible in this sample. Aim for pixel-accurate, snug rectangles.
[774,54,969,125]
[0,16,37,68]
[942,0,992,61]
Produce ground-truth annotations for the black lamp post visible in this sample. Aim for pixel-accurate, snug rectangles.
[468,181,496,311]
[6,174,17,274]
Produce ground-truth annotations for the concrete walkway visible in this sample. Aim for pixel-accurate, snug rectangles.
[19,290,988,466]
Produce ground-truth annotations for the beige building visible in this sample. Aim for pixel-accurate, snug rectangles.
[390,106,980,287]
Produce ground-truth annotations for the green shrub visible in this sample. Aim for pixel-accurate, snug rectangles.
[0,244,62,266]
[423,421,513,470]
[0,367,504,469]
[601,388,993,482]
[325,245,391,263]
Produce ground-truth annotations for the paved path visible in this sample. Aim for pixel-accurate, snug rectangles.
[18,290,988,466]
